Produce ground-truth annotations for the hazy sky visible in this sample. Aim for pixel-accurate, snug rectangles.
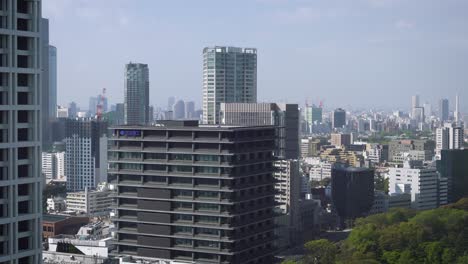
[44,0,468,112]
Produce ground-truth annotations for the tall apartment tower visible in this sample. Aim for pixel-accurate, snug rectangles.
[0,0,43,262]
[42,151,65,180]
[202,46,257,124]
[124,63,149,125]
[64,119,108,191]
[439,98,449,122]
[109,121,276,264]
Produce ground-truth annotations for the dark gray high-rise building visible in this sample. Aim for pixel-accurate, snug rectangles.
[331,165,374,227]
[439,98,449,122]
[220,103,300,159]
[124,63,149,125]
[437,149,468,203]
[109,121,276,263]
[202,46,257,124]
[332,108,346,129]
[0,0,43,262]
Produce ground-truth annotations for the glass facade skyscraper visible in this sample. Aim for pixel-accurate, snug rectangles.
[124,63,149,125]
[202,46,257,124]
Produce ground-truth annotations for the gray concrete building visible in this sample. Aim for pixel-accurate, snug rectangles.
[388,139,435,162]
[202,46,257,124]
[220,103,299,159]
[109,121,276,264]
[124,63,149,125]
[0,0,44,262]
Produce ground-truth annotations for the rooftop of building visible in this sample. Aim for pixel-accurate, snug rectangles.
[332,164,373,173]
[203,46,257,54]
[43,214,68,223]
[111,120,276,131]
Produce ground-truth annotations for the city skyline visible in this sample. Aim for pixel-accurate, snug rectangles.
[1,0,465,263]
[43,0,468,112]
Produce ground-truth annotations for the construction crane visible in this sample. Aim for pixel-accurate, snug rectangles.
[96,88,106,120]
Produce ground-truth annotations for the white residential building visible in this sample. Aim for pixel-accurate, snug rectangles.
[66,184,113,216]
[365,144,388,163]
[274,160,300,213]
[42,151,65,180]
[436,122,464,159]
[392,150,428,163]
[46,197,67,213]
[388,160,446,210]
[308,160,332,182]
[44,222,114,263]
[57,105,69,118]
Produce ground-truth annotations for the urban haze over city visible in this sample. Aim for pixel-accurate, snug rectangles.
[1,0,467,264]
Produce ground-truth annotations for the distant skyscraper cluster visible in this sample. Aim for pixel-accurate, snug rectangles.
[21,1,468,261]
[162,97,197,120]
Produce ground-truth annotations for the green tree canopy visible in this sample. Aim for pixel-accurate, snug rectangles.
[298,198,468,263]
